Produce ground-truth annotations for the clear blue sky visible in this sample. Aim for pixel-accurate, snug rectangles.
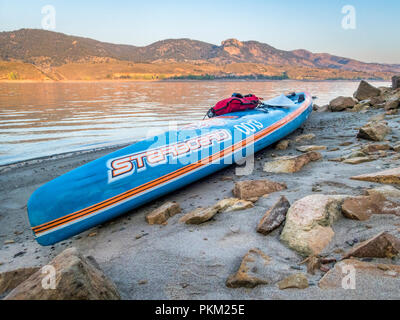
[1,0,399,63]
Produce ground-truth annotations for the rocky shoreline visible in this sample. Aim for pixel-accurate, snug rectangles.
[0,77,399,299]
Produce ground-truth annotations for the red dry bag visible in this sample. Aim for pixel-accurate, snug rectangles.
[206,94,261,118]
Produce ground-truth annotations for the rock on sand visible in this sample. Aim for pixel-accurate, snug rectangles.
[257,196,290,235]
[0,267,40,297]
[226,248,292,289]
[350,167,400,185]
[296,145,327,153]
[263,151,322,173]
[275,139,290,150]
[4,248,120,300]
[179,198,254,224]
[226,248,272,288]
[341,193,400,221]
[329,96,356,112]
[319,259,400,289]
[342,231,400,259]
[294,133,315,143]
[145,201,181,225]
[233,179,287,200]
[357,121,390,141]
[353,80,381,101]
[280,194,346,257]
[277,273,309,290]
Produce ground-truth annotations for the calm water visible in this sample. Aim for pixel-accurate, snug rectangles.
[0,80,389,165]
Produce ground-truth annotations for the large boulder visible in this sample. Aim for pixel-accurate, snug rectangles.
[233,179,287,200]
[0,267,40,297]
[257,196,290,235]
[384,97,400,110]
[328,96,357,111]
[145,201,181,225]
[381,86,400,103]
[350,167,400,185]
[4,248,120,300]
[342,231,400,259]
[263,151,322,173]
[353,80,381,101]
[393,75,400,89]
[280,194,346,257]
[357,121,390,141]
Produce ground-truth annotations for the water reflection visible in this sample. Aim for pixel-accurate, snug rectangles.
[0,80,389,165]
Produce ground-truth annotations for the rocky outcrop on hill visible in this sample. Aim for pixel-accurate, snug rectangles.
[1,29,399,80]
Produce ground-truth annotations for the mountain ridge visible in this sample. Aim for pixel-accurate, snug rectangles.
[0,29,399,81]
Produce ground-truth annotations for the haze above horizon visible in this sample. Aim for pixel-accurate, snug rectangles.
[0,0,399,64]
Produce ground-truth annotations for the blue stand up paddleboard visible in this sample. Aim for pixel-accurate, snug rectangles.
[28,92,313,245]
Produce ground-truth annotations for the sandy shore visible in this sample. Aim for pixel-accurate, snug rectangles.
[1,109,400,299]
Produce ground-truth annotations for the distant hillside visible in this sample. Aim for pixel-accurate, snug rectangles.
[0,29,399,81]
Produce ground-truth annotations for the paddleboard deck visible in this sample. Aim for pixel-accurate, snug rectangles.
[28,92,313,245]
